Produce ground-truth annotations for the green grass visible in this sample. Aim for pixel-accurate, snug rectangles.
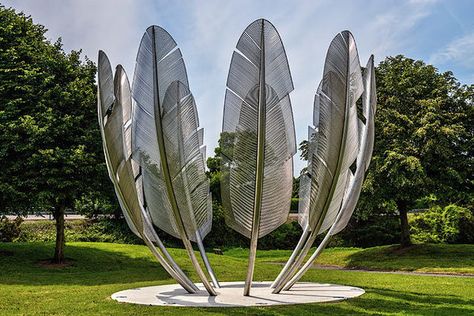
[1,242,473,315]
[252,244,474,274]
[316,244,474,274]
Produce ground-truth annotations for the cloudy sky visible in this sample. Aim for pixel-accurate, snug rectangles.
[4,0,474,173]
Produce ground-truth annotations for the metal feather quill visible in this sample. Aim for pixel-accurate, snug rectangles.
[97,51,198,293]
[272,31,365,293]
[131,26,218,295]
[221,19,296,295]
[280,55,377,291]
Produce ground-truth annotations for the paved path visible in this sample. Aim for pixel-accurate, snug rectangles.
[314,264,474,278]
[4,214,85,221]
[269,262,474,278]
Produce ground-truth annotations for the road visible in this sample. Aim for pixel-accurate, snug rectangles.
[4,214,85,221]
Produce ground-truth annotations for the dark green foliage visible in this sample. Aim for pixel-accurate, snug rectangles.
[13,216,306,251]
[298,56,474,247]
[352,55,473,246]
[75,219,143,244]
[16,220,82,242]
[410,204,474,244]
[290,198,299,212]
[0,6,117,261]
[0,6,110,213]
[204,202,248,249]
[0,216,22,242]
[298,139,309,161]
[338,214,401,247]
[291,176,299,198]
[202,202,303,249]
[16,219,143,244]
[258,221,303,250]
[73,195,117,219]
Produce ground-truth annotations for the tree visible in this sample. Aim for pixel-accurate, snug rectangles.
[358,55,473,247]
[0,6,112,262]
[298,56,473,247]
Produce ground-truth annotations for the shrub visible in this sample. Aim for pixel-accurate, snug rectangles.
[338,214,401,247]
[410,204,474,244]
[259,221,303,250]
[74,195,116,219]
[16,219,143,244]
[76,219,143,244]
[17,220,83,242]
[290,198,299,212]
[204,203,248,249]
[201,202,306,250]
[0,216,22,242]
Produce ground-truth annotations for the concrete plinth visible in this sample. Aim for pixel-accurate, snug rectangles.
[111,281,364,307]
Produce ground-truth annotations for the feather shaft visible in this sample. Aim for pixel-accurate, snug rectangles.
[244,19,266,296]
[148,27,216,296]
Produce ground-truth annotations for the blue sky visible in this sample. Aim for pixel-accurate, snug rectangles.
[5,0,474,174]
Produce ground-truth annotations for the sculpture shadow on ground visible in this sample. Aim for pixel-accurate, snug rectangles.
[349,286,472,316]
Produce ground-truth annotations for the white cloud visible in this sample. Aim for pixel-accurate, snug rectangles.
[4,0,439,173]
[430,33,474,69]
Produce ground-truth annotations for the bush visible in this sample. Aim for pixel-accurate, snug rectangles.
[410,204,474,244]
[17,220,83,242]
[204,203,248,249]
[76,219,143,244]
[202,202,306,250]
[290,198,299,212]
[0,216,22,242]
[16,219,142,244]
[74,195,117,219]
[338,214,401,247]
[259,221,303,250]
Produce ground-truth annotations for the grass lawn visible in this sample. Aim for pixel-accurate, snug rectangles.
[253,243,474,274]
[0,242,473,315]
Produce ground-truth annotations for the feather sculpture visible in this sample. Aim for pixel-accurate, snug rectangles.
[97,51,198,293]
[131,26,218,295]
[272,31,375,293]
[280,55,377,291]
[221,19,296,295]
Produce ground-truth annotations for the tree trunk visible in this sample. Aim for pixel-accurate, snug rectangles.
[397,201,412,247]
[53,204,66,263]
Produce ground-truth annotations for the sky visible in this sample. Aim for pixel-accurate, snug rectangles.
[4,0,474,174]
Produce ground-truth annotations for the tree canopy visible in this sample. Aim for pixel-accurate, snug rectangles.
[0,5,472,252]
[0,6,114,261]
[355,55,473,246]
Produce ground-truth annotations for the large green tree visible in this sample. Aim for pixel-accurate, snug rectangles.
[298,56,473,247]
[358,55,473,247]
[0,6,112,262]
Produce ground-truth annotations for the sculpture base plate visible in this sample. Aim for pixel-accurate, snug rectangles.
[111,281,364,307]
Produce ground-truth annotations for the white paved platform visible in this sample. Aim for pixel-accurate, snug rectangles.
[111,281,364,307]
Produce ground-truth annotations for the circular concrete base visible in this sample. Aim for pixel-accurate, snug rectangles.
[111,281,364,307]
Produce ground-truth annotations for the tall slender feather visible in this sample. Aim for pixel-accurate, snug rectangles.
[276,55,377,291]
[131,26,211,242]
[330,55,377,234]
[98,51,143,238]
[130,26,216,295]
[272,31,364,293]
[98,51,199,294]
[221,19,296,294]
[222,18,295,238]
[298,30,363,235]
